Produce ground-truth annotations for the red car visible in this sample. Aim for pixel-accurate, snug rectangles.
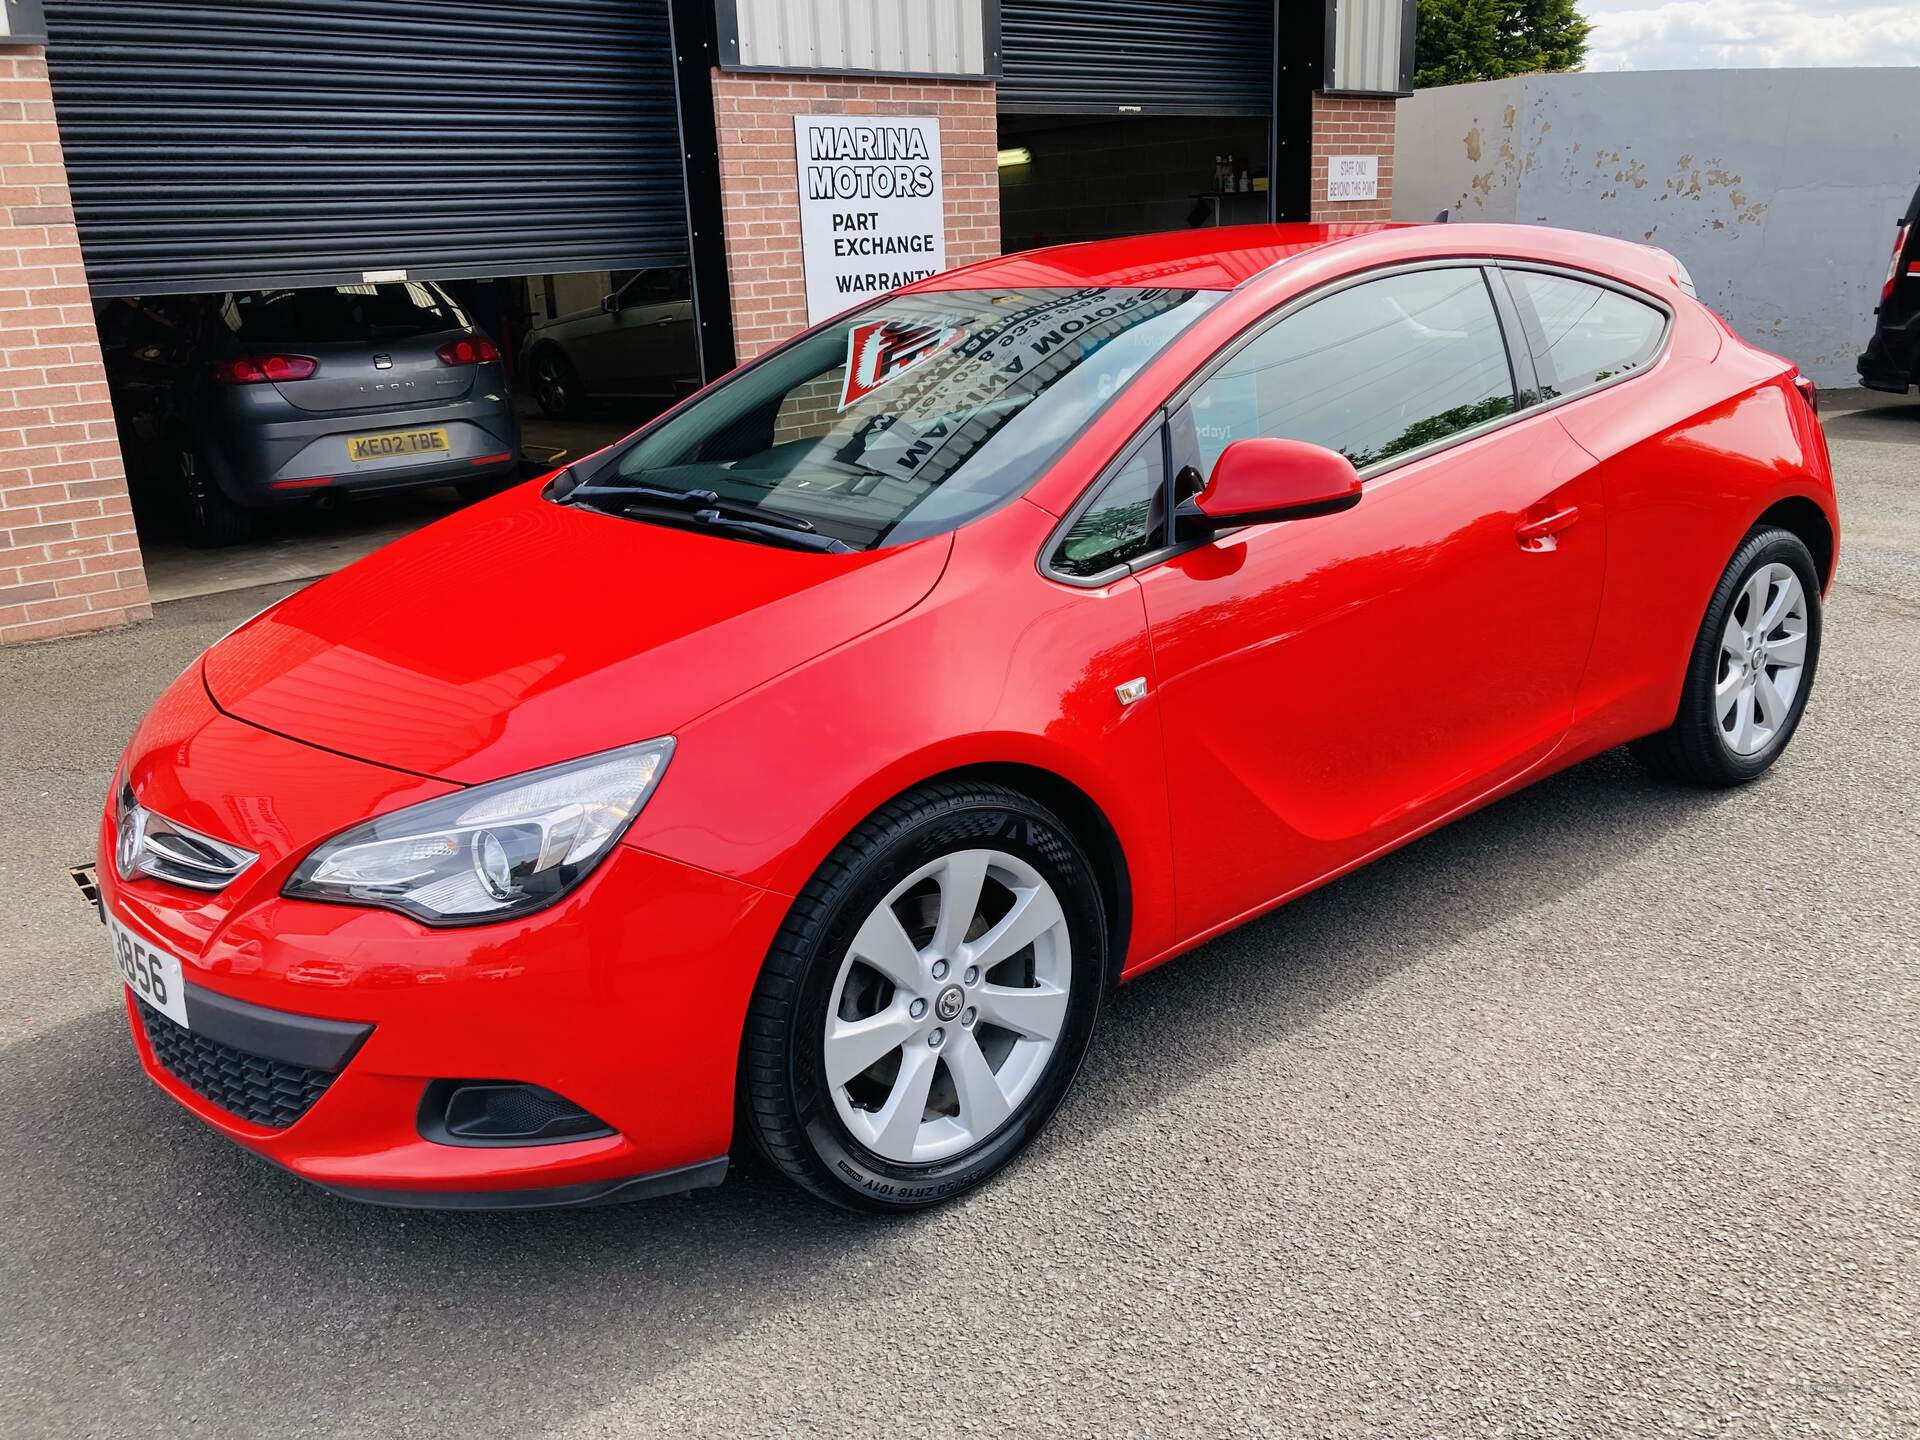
[101,223,1837,1212]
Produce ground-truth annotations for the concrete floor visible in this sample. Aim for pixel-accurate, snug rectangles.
[1,393,1916,1438]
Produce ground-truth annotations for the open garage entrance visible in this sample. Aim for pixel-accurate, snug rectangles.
[46,0,704,599]
[996,0,1292,253]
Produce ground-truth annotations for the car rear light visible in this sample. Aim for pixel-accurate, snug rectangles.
[1882,223,1912,305]
[1793,374,1819,415]
[213,354,318,384]
[437,336,503,366]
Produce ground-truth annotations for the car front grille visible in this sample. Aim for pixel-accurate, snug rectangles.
[136,998,339,1129]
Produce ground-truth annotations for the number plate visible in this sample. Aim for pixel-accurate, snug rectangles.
[346,426,450,463]
[108,914,189,1031]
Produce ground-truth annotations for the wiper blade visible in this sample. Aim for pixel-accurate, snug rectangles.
[685,510,852,553]
[563,481,838,545]
[563,481,721,510]
[601,499,851,553]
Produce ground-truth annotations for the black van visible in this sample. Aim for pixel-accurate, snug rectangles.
[1858,176,1920,394]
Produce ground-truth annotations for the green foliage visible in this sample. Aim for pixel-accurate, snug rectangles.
[1413,0,1592,88]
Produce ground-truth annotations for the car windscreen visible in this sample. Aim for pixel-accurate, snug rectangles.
[583,286,1221,551]
[220,282,471,345]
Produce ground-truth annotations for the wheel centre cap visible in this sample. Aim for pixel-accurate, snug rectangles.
[934,985,965,1022]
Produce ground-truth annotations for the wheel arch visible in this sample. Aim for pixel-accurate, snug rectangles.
[920,761,1133,988]
[1754,495,1835,592]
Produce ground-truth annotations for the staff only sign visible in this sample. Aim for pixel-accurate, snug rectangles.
[794,115,947,326]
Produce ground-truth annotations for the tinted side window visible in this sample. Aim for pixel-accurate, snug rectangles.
[1507,271,1666,397]
[1052,432,1165,577]
[1185,267,1516,475]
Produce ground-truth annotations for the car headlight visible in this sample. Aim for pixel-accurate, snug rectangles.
[284,738,674,925]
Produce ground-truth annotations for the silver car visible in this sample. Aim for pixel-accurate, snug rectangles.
[175,282,520,544]
[522,268,696,418]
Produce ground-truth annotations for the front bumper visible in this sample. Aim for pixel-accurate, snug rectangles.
[100,674,785,1207]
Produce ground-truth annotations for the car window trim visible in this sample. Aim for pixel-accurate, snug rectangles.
[1038,410,1174,588]
[1042,261,1520,588]
[1038,255,1684,585]
[1155,260,1530,487]
[1490,259,1674,408]
[1483,265,1542,401]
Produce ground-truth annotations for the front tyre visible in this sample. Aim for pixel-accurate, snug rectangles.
[1631,525,1822,786]
[741,781,1107,1211]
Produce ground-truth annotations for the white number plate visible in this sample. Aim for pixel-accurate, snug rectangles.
[108,914,189,1031]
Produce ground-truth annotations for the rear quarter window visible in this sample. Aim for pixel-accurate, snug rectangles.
[1506,270,1667,398]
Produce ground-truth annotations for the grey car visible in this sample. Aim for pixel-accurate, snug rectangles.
[522,268,696,417]
[173,282,520,544]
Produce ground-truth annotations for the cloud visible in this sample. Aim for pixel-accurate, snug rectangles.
[1580,0,1920,71]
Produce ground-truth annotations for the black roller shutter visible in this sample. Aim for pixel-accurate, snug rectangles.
[998,0,1274,116]
[44,0,689,296]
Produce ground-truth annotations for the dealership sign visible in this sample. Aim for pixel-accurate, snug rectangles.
[794,115,947,326]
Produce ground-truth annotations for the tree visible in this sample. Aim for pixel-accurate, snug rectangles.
[1413,0,1592,88]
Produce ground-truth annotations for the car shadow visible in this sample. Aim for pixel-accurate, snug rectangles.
[0,746,1722,1435]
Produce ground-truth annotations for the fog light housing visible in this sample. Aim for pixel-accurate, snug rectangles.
[420,1080,615,1146]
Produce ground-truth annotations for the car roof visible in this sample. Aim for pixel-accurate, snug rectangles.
[910,223,1408,293]
[908,221,1685,299]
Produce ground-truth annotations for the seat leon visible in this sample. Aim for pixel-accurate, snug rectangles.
[99,223,1838,1212]
[173,281,521,545]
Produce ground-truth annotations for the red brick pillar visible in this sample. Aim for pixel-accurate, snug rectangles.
[711,73,1000,363]
[1308,93,1398,223]
[0,48,149,645]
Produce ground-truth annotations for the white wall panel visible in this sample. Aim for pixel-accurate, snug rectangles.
[1327,0,1411,97]
[729,0,989,77]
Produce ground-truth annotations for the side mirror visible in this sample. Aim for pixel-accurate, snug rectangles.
[1179,437,1362,533]
[600,292,622,315]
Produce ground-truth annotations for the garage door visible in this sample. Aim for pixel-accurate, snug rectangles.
[44,0,689,296]
[997,0,1274,116]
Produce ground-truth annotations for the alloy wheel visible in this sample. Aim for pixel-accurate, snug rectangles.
[823,848,1072,1165]
[1716,561,1809,756]
[535,354,571,413]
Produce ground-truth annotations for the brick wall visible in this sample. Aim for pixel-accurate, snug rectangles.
[0,50,147,646]
[711,72,999,362]
[1309,93,1397,224]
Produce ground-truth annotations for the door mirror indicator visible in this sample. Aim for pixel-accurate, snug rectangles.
[1179,438,1362,533]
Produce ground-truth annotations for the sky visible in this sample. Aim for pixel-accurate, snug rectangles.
[1580,0,1920,71]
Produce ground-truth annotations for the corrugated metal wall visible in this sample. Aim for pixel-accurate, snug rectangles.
[729,0,989,76]
[1327,0,1412,96]
[44,0,690,297]
[998,0,1274,115]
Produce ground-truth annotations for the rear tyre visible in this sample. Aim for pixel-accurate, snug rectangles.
[529,347,585,418]
[178,446,253,548]
[741,780,1107,1212]
[1630,525,1822,786]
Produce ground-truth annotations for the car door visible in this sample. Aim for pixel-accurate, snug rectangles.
[566,272,648,393]
[622,268,696,389]
[1130,264,1610,937]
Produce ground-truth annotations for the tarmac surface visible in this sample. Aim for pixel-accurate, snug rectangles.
[2,391,1915,1438]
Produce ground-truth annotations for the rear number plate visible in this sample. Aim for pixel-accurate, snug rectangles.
[347,427,449,462]
[108,913,189,1030]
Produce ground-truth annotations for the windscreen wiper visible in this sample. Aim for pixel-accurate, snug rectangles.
[572,491,851,553]
[562,481,834,541]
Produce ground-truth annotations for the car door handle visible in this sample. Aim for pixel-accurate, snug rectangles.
[1515,504,1581,550]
